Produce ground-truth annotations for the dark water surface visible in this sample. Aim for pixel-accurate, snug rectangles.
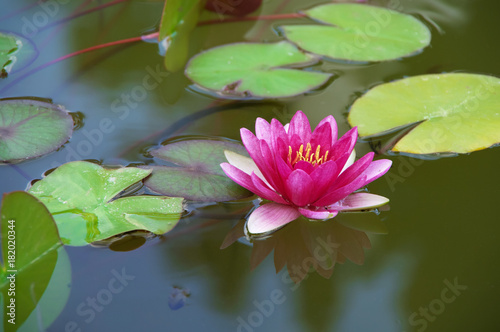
[1,0,499,331]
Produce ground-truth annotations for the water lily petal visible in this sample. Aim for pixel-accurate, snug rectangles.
[247,203,300,234]
[317,114,338,143]
[311,121,333,148]
[250,173,288,205]
[294,160,315,173]
[287,110,311,143]
[220,162,260,193]
[328,193,389,211]
[357,159,393,187]
[255,117,271,141]
[224,150,268,185]
[240,128,262,157]
[285,169,313,206]
[270,118,288,151]
[241,128,280,188]
[334,152,374,188]
[340,149,356,174]
[329,127,358,162]
[259,140,284,186]
[275,155,292,189]
[222,163,287,203]
[309,160,338,202]
[312,175,368,207]
[289,133,303,153]
[298,207,338,220]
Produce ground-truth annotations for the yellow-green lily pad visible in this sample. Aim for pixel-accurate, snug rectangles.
[348,73,500,156]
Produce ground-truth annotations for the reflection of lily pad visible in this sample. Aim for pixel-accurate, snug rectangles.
[144,139,253,201]
[185,41,332,99]
[0,191,65,331]
[28,161,184,246]
[0,31,38,77]
[280,3,431,62]
[158,0,204,72]
[348,73,500,155]
[0,98,74,164]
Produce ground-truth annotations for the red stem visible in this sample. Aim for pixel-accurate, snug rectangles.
[0,32,157,94]
[0,10,305,93]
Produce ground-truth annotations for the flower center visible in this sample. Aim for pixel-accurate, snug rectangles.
[288,143,329,167]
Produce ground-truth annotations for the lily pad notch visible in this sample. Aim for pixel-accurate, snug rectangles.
[279,3,432,62]
[348,73,500,156]
[28,161,184,246]
[185,41,332,99]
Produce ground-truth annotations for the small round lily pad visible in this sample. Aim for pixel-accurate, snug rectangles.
[0,98,74,163]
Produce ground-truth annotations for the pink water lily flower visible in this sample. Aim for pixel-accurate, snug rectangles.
[221,111,392,234]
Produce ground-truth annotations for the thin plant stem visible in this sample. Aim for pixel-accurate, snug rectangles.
[0,32,157,94]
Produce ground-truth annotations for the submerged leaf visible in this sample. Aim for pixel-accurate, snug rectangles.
[280,3,431,62]
[144,139,253,201]
[348,73,500,156]
[0,98,73,164]
[28,161,184,246]
[185,41,332,99]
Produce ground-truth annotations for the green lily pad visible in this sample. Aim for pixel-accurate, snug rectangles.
[144,138,253,201]
[0,98,74,164]
[185,41,332,99]
[158,0,205,72]
[348,73,500,155]
[0,191,68,331]
[0,32,38,77]
[280,3,431,62]
[28,161,184,246]
[17,247,70,332]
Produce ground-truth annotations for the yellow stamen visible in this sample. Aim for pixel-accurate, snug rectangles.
[288,144,329,167]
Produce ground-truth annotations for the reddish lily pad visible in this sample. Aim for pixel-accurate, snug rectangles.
[144,138,253,201]
[0,98,73,164]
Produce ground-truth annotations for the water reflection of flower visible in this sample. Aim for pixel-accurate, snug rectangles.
[222,215,378,283]
[221,110,392,235]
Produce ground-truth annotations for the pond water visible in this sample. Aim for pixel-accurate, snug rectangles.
[1,0,499,331]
